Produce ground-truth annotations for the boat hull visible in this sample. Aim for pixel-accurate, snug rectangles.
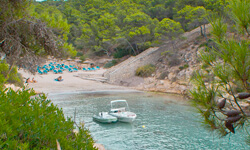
[109,112,136,123]
[117,116,136,123]
[93,112,117,123]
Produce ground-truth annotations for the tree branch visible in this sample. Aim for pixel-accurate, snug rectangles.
[228,82,246,116]
[6,18,24,26]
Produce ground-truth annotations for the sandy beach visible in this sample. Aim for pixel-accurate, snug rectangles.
[17,68,128,150]
[18,68,137,95]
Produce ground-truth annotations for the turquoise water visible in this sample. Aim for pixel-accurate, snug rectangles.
[49,91,249,150]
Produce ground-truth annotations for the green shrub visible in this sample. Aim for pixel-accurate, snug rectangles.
[104,60,117,68]
[137,41,151,51]
[0,61,23,87]
[183,64,189,68]
[168,58,181,67]
[0,88,96,149]
[199,42,208,48]
[179,66,184,70]
[0,61,8,90]
[113,49,130,58]
[76,51,84,57]
[201,63,209,69]
[158,71,169,80]
[7,67,23,87]
[80,55,86,62]
[179,64,189,70]
[199,39,214,49]
[136,64,156,77]
[161,51,173,56]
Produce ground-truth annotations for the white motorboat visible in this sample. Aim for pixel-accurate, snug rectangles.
[93,112,117,123]
[109,100,136,123]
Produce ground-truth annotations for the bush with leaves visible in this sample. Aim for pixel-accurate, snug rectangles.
[104,60,117,68]
[179,64,189,70]
[136,64,156,77]
[0,87,96,149]
[190,0,250,143]
[113,48,131,59]
[0,60,23,88]
[158,71,169,80]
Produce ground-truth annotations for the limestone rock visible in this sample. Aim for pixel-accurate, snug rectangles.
[168,72,176,80]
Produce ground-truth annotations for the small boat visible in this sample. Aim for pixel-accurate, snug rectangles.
[93,112,117,123]
[109,100,136,123]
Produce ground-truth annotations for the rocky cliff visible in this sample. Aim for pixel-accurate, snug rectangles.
[104,24,211,95]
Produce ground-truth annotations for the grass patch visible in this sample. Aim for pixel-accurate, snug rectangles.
[179,64,189,70]
[104,59,117,68]
[136,64,156,77]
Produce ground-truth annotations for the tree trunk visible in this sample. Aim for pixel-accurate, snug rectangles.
[245,26,249,37]
[200,25,204,36]
[171,40,177,50]
[125,39,137,55]
[203,24,208,42]
[5,61,16,83]
[135,44,140,54]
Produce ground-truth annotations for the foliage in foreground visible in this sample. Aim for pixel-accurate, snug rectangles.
[136,64,156,77]
[190,0,249,144]
[0,60,23,89]
[0,0,77,73]
[0,88,96,149]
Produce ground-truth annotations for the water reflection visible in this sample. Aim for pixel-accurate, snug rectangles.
[48,92,249,150]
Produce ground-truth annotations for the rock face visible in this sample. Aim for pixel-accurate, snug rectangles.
[104,25,211,95]
[135,78,189,94]
[103,47,160,83]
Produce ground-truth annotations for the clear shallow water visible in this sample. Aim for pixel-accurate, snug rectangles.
[48,91,249,150]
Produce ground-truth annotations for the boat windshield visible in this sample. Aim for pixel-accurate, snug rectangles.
[110,100,130,111]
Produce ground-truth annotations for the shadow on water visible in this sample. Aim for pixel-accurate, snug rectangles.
[93,120,135,130]
[48,91,250,150]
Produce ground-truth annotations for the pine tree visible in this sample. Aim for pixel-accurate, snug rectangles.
[190,0,250,143]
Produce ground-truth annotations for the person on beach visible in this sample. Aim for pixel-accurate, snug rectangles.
[55,76,63,81]
[90,63,95,68]
[26,78,31,83]
[32,77,37,83]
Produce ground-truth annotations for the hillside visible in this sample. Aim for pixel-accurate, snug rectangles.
[103,24,211,95]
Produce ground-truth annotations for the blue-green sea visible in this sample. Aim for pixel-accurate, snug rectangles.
[48,91,249,150]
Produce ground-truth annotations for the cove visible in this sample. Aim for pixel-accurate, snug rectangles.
[48,91,249,150]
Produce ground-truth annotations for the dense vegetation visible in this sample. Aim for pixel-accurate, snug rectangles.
[0,60,96,149]
[1,0,248,148]
[1,1,96,149]
[0,60,23,88]
[31,0,227,58]
[190,0,249,144]
[0,86,96,149]
[0,0,78,73]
